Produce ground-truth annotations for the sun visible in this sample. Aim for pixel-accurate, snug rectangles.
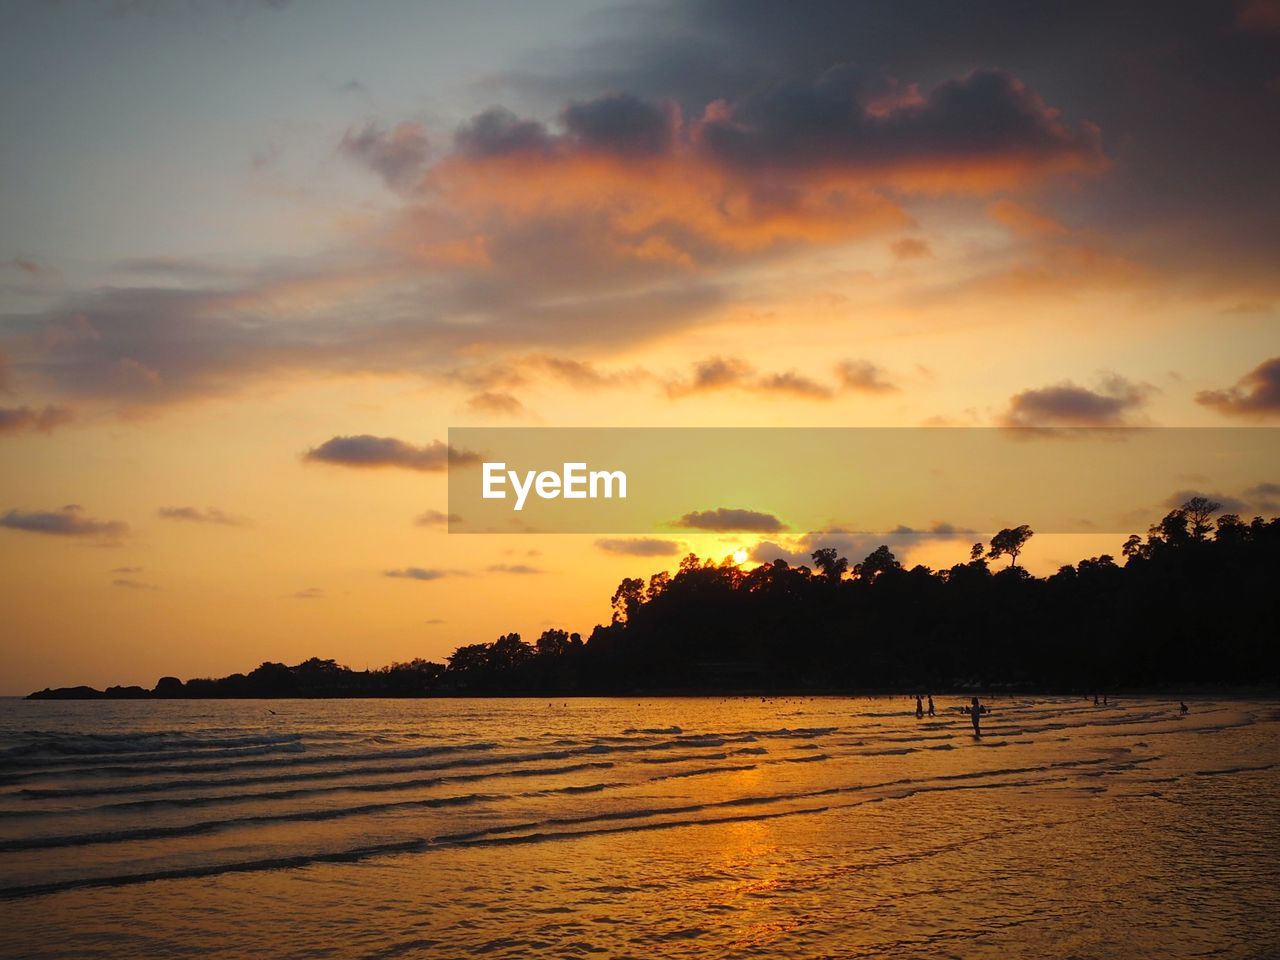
[732,548,749,565]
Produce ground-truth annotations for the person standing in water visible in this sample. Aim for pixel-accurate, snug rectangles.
[927,695,936,717]
[915,695,924,719]
[970,696,982,737]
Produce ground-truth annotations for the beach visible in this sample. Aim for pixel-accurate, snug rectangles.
[1,695,1277,957]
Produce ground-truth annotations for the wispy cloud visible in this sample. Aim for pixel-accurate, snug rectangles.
[158,506,248,526]
[595,537,683,556]
[1,505,128,544]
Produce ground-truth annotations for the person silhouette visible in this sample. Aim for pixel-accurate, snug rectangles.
[1180,701,1189,714]
[1093,693,1099,706]
[927,695,936,717]
[915,695,924,719]
[970,696,982,737]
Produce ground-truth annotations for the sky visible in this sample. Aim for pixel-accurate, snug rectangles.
[1,0,1278,693]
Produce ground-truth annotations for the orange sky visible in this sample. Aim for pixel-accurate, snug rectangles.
[2,0,1278,693]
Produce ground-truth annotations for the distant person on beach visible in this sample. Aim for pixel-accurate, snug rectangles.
[916,695,924,719]
[927,695,936,717]
[1093,693,1099,706]
[1180,701,1189,714]
[970,697,982,737]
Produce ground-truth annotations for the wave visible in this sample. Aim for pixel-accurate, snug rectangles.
[0,761,619,818]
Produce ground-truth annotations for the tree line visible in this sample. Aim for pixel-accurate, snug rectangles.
[28,498,1280,698]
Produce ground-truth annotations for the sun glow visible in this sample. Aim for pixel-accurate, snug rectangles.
[732,548,749,565]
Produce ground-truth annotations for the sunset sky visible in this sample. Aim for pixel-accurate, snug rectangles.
[2,0,1279,693]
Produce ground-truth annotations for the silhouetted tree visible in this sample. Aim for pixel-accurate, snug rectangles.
[811,547,849,581]
[988,525,1034,567]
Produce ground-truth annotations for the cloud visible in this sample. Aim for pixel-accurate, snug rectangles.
[157,506,247,526]
[414,509,461,527]
[486,563,543,574]
[1196,358,1280,418]
[666,356,834,400]
[11,257,47,278]
[112,578,158,591]
[456,107,553,156]
[339,121,431,193]
[291,587,325,600]
[1000,374,1152,427]
[696,67,1103,186]
[111,566,143,574]
[0,405,74,435]
[666,356,753,396]
[1161,490,1249,514]
[305,436,480,471]
[1244,482,1280,513]
[750,521,975,567]
[1,505,128,543]
[836,360,897,394]
[383,567,465,581]
[674,507,788,533]
[595,537,683,556]
[890,237,931,260]
[466,391,526,417]
[755,371,833,400]
[987,199,1067,238]
[562,93,680,156]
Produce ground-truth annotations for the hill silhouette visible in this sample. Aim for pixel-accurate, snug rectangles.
[27,499,1280,699]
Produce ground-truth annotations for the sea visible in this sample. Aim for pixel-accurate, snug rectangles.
[1,695,1277,959]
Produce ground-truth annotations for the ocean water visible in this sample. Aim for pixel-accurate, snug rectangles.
[0,696,1277,959]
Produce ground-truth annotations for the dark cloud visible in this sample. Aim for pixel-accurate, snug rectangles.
[1,505,128,543]
[675,507,788,532]
[1000,374,1152,427]
[486,563,543,574]
[0,405,74,435]
[698,67,1102,181]
[305,436,481,472]
[563,93,678,156]
[836,360,897,394]
[158,506,247,526]
[455,107,553,156]
[504,0,1280,291]
[595,537,683,556]
[339,121,431,193]
[1,266,725,408]
[1196,357,1280,418]
[384,567,464,581]
[414,509,462,527]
